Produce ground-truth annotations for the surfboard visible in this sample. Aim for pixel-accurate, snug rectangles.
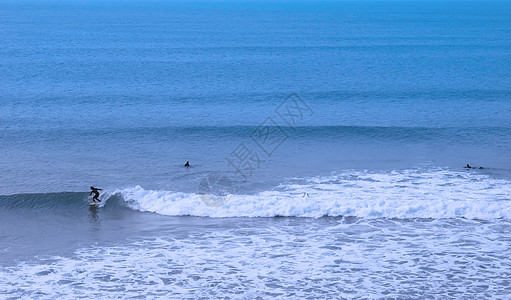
[88,202,98,206]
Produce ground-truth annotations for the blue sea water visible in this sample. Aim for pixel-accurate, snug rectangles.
[1,0,511,298]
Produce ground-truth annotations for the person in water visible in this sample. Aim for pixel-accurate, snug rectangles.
[464,163,484,169]
[89,186,103,203]
[185,161,190,167]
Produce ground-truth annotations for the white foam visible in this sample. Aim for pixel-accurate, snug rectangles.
[107,168,511,219]
[2,218,511,298]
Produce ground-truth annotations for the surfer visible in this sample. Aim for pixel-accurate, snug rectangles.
[89,186,103,203]
[464,163,484,170]
[185,161,190,167]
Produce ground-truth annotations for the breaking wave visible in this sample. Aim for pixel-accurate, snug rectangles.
[1,168,509,219]
[107,168,511,219]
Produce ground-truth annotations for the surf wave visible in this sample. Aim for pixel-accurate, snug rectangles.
[1,168,509,219]
[107,168,511,219]
[0,192,88,210]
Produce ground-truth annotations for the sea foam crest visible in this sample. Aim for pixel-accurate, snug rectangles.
[108,169,511,219]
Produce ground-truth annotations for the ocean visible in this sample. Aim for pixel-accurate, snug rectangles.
[1,0,511,298]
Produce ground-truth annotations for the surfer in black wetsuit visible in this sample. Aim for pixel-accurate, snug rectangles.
[89,186,102,203]
[464,163,484,170]
[185,161,190,167]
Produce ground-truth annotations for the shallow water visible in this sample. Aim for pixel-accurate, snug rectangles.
[2,214,511,298]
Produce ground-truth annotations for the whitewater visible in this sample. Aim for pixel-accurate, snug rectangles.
[2,0,511,298]
[2,168,510,298]
[107,168,511,219]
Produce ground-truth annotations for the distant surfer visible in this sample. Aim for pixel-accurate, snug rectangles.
[89,186,103,203]
[185,161,190,167]
[464,163,484,170]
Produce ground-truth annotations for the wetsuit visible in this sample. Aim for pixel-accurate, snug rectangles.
[90,187,103,202]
